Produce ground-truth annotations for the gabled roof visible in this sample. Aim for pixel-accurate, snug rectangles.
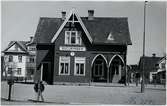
[157,56,166,64]
[33,10,132,45]
[82,17,131,45]
[138,56,162,72]
[51,9,93,43]
[33,18,63,44]
[3,41,28,53]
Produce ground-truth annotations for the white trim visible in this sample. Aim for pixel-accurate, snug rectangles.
[109,54,124,67]
[3,41,16,52]
[4,42,27,53]
[91,54,108,67]
[107,32,114,41]
[51,8,93,43]
[65,31,81,45]
[59,56,70,75]
[74,57,86,76]
[40,64,43,81]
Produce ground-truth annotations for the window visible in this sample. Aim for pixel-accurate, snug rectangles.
[71,32,76,44]
[59,56,70,75]
[94,60,104,77]
[18,55,22,62]
[162,72,166,79]
[17,68,21,75]
[29,46,36,51]
[15,45,18,51]
[74,57,85,76]
[29,57,35,63]
[161,63,166,69]
[9,55,13,62]
[65,31,81,45]
[30,69,34,75]
[8,68,12,74]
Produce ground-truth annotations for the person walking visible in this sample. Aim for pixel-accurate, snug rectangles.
[34,81,45,102]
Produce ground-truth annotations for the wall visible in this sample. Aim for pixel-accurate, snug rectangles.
[4,54,27,77]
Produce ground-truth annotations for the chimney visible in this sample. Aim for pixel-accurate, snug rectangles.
[152,53,156,57]
[88,10,94,20]
[61,11,66,20]
[30,36,34,43]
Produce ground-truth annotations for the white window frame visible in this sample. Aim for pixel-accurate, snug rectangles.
[74,57,86,76]
[28,46,36,51]
[8,68,12,75]
[29,57,35,63]
[17,68,22,75]
[65,31,82,45]
[9,55,13,62]
[59,56,70,75]
[18,55,22,62]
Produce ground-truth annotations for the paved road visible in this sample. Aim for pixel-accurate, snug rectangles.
[1,81,166,105]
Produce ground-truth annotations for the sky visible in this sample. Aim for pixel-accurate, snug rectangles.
[1,1,166,65]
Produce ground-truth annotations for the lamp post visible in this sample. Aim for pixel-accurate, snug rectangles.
[141,1,148,93]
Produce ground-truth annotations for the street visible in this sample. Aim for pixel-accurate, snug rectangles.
[1,81,166,105]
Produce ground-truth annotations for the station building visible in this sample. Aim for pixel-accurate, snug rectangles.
[34,9,132,84]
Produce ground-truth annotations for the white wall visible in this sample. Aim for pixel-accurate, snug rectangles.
[4,55,27,77]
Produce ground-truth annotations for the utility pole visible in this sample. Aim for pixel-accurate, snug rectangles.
[141,1,148,93]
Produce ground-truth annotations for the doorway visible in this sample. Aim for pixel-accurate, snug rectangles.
[92,55,108,82]
[109,55,124,83]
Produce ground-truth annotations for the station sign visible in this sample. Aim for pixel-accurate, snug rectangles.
[59,46,86,51]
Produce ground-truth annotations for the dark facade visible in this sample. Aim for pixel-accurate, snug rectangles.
[138,54,162,83]
[34,9,132,84]
[1,55,5,80]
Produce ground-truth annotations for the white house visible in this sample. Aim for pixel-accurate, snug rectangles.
[2,37,36,81]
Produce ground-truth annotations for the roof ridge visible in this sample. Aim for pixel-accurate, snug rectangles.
[39,17,128,19]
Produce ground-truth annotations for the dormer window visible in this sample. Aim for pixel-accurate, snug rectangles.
[65,31,81,45]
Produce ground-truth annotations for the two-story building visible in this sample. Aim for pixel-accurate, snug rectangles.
[34,9,132,85]
[2,37,36,81]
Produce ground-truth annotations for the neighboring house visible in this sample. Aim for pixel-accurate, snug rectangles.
[33,9,132,84]
[138,54,162,83]
[2,37,36,81]
[156,56,166,84]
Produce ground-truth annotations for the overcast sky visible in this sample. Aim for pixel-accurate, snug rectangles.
[1,1,166,65]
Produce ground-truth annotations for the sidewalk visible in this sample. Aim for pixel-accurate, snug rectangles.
[1,81,166,105]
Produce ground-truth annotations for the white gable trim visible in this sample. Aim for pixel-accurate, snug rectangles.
[109,54,125,67]
[107,32,114,41]
[51,9,93,43]
[4,41,27,53]
[4,41,16,52]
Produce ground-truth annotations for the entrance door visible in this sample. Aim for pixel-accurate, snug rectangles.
[110,62,121,83]
[94,60,104,78]
[42,62,53,84]
[92,55,107,82]
[109,56,124,83]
